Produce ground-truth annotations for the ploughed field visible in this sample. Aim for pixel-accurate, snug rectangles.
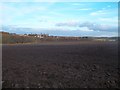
[2,41,119,88]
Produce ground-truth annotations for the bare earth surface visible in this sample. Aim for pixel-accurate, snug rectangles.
[2,41,119,88]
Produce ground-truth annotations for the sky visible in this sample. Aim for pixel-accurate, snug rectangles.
[0,1,118,37]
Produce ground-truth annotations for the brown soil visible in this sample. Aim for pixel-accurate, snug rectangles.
[2,41,119,88]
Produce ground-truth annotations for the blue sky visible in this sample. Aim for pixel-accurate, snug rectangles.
[0,2,118,37]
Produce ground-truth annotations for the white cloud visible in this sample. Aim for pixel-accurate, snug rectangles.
[107,5,111,8]
[79,27,93,32]
[34,0,58,2]
[1,2,51,25]
[1,0,119,2]
[71,3,85,6]
[49,11,65,17]
[77,8,92,10]
[72,3,81,5]
[90,7,118,17]
[90,10,106,16]
[1,0,23,2]
[102,8,106,10]
[0,0,59,2]
[98,17,118,24]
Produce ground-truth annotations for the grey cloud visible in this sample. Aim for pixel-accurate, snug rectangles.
[79,22,117,32]
[56,22,79,27]
[56,21,117,32]
[1,25,117,37]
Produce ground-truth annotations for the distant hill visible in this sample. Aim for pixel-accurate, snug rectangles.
[0,31,118,44]
[1,32,37,44]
